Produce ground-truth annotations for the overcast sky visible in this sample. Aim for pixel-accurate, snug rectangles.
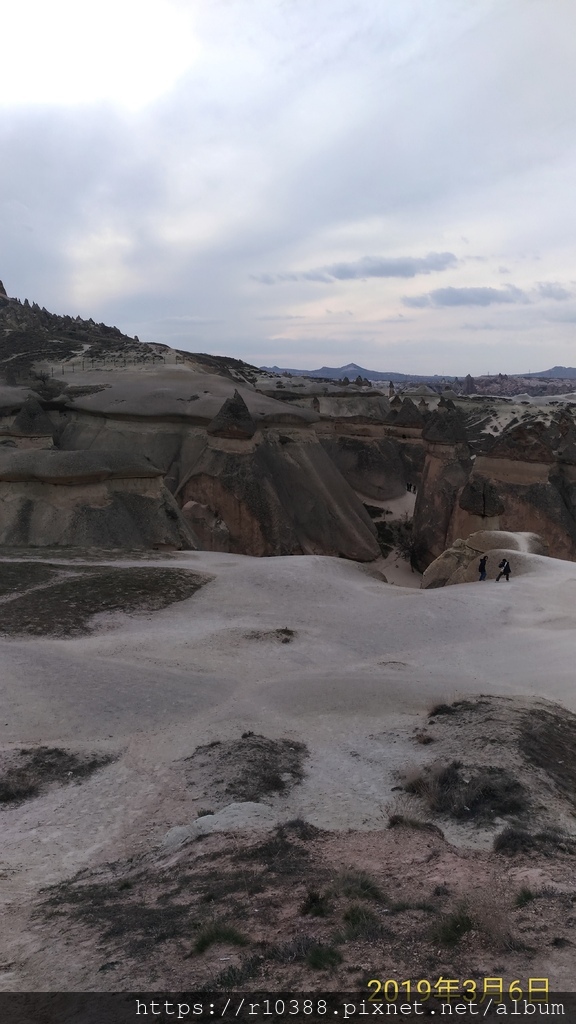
[1,0,575,374]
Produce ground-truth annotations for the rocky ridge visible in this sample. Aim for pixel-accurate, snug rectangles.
[2,282,576,562]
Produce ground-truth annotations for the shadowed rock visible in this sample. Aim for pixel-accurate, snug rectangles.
[10,397,54,438]
[393,398,425,429]
[179,434,380,560]
[422,407,468,444]
[489,422,555,463]
[207,390,257,439]
[319,436,406,501]
[0,449,197,549]
[0,449,163,484]
[459,478,505,518]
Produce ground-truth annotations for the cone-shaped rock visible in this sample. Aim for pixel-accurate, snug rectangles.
[11,397,54,437]
[394,397,424,429]
[207,389,257,439]
[423,407,468,444]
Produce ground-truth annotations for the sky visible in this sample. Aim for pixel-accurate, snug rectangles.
[1,0,576,375]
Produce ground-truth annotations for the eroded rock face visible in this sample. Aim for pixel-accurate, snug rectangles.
[448,422,576,562]
[414,415,576,567]
[0,450,196,549]
[412,408,473,569]
[178,432,380,560]
[458,478,505,518]
[319,436,406,501]
[421,531,545,588]
[48,377,386,559]
[206,390,256,439]
[181,500,230,552]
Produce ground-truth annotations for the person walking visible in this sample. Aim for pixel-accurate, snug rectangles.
[496,558,511,582]
[478,555,488,581]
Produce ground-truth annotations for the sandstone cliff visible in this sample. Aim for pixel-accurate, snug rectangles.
[0,449,196,549]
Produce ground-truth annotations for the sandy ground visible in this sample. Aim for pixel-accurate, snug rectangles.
[1,548,576,990]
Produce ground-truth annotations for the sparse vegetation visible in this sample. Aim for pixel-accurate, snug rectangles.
[186,734,308,803]
[340,904,387,941]
[515,886,536,907]
[494,825,575,855]
[305,944,342,971]
[235,824,310,875]
[331,870,384,903]
[388,813,444,837]
[403,760,528,821]
[518,706,576,809]
[0,747,115,805]
[193,922,248,954]
[0,565,208,637]
[299,889,331,917]
[414,730,435,744]
[432,904,474,946]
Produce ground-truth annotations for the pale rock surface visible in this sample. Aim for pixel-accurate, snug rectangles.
[162,802,280,848]
[421,529,545,588]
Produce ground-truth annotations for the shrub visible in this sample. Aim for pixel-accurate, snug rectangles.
[332,870,384,903]
[404,761,528,821]
[432,905,474,946]
[515,887,536,907]
[299,890,331,917]
[306,944,342,970]
[194,923,248,954]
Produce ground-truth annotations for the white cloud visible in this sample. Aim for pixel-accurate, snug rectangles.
[0,0,198,110]
[2,0,576,373]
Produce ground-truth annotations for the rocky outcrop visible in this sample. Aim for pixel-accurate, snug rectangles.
[421,530,545,588]
[181,500,230,552]
[10,396,55,439]
[49,374,382,559]
[412,407,472,568]
[0,450,196,549]
[458,478,505,519]
[6,285,576,563]
[207,390,257,439]
[177,432,380,559]
[0,396,55,450]
[393,398,425,430]
[319,436,406,501]
[448,421,576,561]
[413,413,576,566]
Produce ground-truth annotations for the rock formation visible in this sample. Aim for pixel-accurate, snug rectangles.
[176,433,380,559]
[412,406,472,567]
[206,390,257,439]
[421,530,545,588]
[3,282,576,563]
[413,411,576,567]
[318,436,406,501]
[0,449,197,549]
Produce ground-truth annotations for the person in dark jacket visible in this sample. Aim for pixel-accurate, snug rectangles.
[478,555,488,581]
[496,558,511,581]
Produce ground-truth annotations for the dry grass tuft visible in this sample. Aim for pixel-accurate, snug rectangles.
[403,760,528,822]
[0,747,115,805]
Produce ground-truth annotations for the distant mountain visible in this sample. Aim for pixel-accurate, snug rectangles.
[526,366,576,379]
[260,363,456,382]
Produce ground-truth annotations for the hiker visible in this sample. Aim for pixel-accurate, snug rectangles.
[496,558,511,582]
[478,555,488,581]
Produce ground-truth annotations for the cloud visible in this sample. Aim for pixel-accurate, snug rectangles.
[2,0,576,374]
[253,251,457,285]
[255,314,306,321]
[537,282,572,301]
[403,285,529,308]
